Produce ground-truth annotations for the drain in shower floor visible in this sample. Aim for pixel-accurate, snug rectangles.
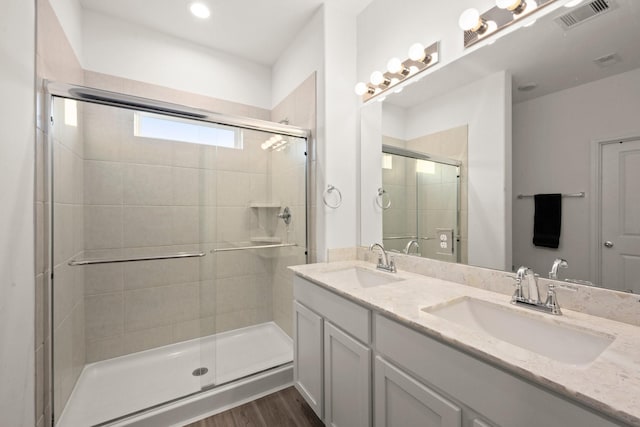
[192,367,209,376]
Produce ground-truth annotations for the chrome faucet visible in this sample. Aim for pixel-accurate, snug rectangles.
[549,258,568,280]
[369,243,396,273]
[403,240,420,255]
[511,266,561,315]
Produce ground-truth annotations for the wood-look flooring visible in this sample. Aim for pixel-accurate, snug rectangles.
[183,386,324,427]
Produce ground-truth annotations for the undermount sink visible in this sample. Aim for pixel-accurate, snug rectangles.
[423,297,614,365]
[320,267,405,288]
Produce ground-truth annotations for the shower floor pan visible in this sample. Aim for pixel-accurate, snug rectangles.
[57,322,293,427]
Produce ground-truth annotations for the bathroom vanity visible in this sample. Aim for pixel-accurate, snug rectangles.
[290,257,640,427]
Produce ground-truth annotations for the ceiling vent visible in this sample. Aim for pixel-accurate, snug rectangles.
[555,0,616,30]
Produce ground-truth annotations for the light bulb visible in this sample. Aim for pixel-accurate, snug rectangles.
[564,0,584,7]
[387,57,403,74]
[496,0,522,10]
[370,71,385,86]
[190,2,211,18]
[354,82,369,96]
[408,43,426,62]
[459,8,481,31]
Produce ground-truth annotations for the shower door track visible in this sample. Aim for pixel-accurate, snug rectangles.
[46,81,310,139]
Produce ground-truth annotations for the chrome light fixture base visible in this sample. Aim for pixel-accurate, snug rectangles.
[358,41,440,103]
[462,0,558,48]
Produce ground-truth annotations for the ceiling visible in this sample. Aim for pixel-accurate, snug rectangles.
[80,0,373,66]
[386,0,640,107]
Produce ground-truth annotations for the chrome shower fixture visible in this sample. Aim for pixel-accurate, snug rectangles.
[278,207,292,225]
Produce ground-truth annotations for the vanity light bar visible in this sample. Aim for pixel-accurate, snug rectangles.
[355,41,440,103]
[460,0,558,48]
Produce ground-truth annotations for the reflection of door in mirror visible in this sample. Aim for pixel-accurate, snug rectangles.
[381,125,468,264]
[601,138,640,294]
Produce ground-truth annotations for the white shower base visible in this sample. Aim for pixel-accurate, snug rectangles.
[57,322,293,427]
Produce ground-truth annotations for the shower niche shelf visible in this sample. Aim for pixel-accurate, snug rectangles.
[249,201,281,208]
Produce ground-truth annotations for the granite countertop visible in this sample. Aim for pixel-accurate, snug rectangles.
[290,260,640,427]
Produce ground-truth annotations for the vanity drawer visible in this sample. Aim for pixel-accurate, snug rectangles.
[374,314,620,427]
[294,275,371,343]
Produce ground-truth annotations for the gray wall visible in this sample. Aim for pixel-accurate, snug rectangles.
[513,68,640,282]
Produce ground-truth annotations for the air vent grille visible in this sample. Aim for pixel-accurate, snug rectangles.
[555,0,616,30]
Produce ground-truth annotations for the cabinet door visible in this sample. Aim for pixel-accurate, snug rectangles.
[375,357,461,427]
[294,301,323,419]
[324,321,371,427]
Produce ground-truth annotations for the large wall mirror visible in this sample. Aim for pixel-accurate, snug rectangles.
[360,0,640,294]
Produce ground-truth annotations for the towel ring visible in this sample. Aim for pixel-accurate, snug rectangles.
[323,185,342,209]
[376,187,391,210]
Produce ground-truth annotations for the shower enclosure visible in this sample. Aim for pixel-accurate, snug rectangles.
[381,145,461,262]
[46,83,309,426]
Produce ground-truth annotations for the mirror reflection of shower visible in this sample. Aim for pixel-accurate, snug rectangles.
[381,145,462,263]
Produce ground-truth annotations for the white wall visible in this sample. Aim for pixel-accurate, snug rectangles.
[0,0,35,425]
[362,71,512,270]
[49,0,83,65]
[271,7,324,108]
[82,10,272,109]
[322,1,360,257]
[513,67,640,282]
[381,103,405,140]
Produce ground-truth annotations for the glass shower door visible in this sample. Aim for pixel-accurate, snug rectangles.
[416,160,460,262]
[50,97,214,426]
[200,127,307,389]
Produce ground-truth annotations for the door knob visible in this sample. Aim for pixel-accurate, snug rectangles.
[604,241,614,248]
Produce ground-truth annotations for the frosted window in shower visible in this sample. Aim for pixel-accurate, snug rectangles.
[134,112,242,148]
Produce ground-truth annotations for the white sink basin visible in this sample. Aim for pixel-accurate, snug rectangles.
[320,267,404,288]
[423,297,614,365]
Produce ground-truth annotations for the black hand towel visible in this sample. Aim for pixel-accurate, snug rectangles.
[533,193,562,248]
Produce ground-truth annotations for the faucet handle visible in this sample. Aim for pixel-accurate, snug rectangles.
[544,283,562,315]
[388,257,397,273]
[508,275,524,302]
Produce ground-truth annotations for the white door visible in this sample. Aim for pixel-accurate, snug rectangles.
[324,321,371,427]
[601,139,640,293]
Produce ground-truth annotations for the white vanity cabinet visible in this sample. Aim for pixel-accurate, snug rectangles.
[293,274,622,427]
[293,301,324,418]
[374,314,621,427]
[293,276,372,426]
[374,356,462,427]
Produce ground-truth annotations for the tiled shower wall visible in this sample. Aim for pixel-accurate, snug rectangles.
[270,74,316,336]
[50,99,86,421]
[81,103,280,362]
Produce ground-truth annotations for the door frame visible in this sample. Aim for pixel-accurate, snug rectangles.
[590,135,640,287]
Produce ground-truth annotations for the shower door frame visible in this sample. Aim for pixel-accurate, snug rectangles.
[44,80,312,426]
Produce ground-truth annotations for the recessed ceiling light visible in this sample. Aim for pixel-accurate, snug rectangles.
[190,2,210,19]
